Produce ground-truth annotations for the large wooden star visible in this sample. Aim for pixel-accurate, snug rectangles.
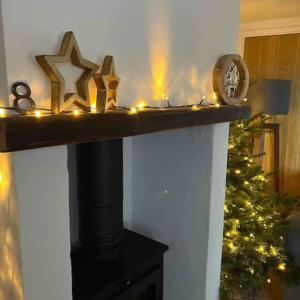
[36,31,99,114]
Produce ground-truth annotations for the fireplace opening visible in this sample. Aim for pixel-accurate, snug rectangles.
[69,140,169,300]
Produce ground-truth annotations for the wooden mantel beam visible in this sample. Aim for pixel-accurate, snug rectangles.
[0,105,251,152]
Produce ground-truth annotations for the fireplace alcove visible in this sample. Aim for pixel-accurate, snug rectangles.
[69,139,169,300]
[0,105,250,300]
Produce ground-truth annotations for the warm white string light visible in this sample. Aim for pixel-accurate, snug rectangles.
[73,109,81,116]
[34,110,42,118]
[129,107,137,115]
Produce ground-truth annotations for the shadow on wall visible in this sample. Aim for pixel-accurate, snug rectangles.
[0,154,24,300]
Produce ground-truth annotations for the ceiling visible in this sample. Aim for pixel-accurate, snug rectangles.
[240,0,300,23]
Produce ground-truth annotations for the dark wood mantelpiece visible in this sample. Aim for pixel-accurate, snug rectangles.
[0,105,250,152]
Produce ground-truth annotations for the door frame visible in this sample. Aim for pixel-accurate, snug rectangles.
[238,17,300,56]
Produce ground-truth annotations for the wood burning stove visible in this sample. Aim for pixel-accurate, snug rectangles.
[70,140,168,300]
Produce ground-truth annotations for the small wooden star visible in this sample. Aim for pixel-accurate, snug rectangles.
[36,31,99,114]
[97,55,120,110]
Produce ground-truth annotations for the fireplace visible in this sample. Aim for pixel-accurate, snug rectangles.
[70,139,169,300]
[0,103,250,299]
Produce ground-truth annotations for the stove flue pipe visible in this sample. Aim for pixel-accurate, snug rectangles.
[75,139,124,261]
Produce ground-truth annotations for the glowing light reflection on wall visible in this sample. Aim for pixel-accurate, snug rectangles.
[149,2,170,101]
[0,154,24,300]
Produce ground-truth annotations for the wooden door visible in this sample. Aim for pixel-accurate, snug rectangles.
[244,34,300,196]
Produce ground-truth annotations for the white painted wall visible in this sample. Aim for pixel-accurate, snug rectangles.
[0,1,23,299]
[0,0,240,299]
[130,124,229,300]
[13,147,71,300]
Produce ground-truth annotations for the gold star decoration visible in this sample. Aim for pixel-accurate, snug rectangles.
[94,55,120,111]
[36,31,99,114]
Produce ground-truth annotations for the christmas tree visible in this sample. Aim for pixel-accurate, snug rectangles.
[220,114,300,300]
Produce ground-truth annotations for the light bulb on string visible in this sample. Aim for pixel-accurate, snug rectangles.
[90,107,97,114]
[73,109,81,116]
[34,110,42,118]
[129,107,137,115]
[137,102,147,110]
[0,108,5,117]
[192,105,199,111]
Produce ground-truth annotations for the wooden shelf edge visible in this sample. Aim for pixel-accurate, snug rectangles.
[0,105,251,152]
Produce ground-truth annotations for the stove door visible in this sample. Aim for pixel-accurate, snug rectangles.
[113,267,163,300]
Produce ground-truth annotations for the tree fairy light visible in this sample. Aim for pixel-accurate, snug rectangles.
[224,204,229,213]
[227,242,237,252]
[257,216,264,222]
[256,245,265,254]
[245,200,252,207]
[270,246,278,256]
[278,263,286,271]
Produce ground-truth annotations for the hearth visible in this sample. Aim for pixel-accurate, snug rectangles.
[70,139,169,300]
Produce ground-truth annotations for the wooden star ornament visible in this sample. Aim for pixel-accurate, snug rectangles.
[94,55,120,112]
[36,31,99,114]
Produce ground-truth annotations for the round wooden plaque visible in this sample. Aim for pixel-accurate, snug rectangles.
[213,54,249,105]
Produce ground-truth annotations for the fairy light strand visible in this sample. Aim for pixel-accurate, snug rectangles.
[0,93,231,117]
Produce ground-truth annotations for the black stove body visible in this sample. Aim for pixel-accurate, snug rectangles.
[70,140,168,300]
